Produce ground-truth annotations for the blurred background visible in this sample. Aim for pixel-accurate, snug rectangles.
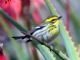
[0,0,80,60]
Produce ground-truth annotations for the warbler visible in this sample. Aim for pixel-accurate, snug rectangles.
[12,16,67,60]
[12,16,62,44]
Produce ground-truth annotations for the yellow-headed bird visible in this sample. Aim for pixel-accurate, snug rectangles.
[12,16,62,44]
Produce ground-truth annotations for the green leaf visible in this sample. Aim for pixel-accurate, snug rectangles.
[0,9,56,60]
[0,9,27,33]
[56,0,80,43]
[60,21,80,60]
[44,0,80,60]
[33,40,56,60]
[0,18,29,60]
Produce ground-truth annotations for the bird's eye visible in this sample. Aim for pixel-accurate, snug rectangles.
[51,19,57,23]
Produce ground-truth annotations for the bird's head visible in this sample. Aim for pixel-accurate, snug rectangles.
[45,16,62,25]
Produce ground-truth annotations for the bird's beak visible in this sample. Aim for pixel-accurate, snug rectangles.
[58,16,62,20]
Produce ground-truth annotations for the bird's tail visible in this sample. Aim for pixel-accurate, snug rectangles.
[12,35,32,43]
[12,35,30,40]
[12,36,25,39]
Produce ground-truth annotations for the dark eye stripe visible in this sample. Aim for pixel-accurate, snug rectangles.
[51,19,57,23]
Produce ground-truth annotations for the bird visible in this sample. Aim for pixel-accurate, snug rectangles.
[12,15,62,44]
[12,16,68,60]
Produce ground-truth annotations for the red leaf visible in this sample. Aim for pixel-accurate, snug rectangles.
[32,9,42,25]
[0,55,7,60]
[0,0,22,20]
[0,48,7,60]
[22,0,30,7]
[0,0,22,27]
[0,0,11,9]
[33,0,45,9]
